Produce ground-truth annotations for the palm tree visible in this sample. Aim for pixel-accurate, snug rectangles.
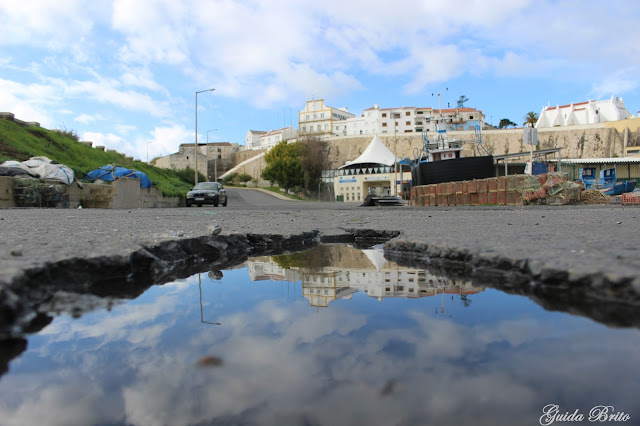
[523,111,539,128]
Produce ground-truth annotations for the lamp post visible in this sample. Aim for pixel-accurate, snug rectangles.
[146,140,152,163]
[207,129,218,181]
[195,88,215,185]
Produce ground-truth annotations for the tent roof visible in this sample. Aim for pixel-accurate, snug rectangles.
[339,135,398,169]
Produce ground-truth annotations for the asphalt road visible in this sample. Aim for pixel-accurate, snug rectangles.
[1,187,639,292]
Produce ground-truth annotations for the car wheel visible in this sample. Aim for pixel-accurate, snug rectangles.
[222,198,227,207]
[186,202,192,207]
[213,201,219,207]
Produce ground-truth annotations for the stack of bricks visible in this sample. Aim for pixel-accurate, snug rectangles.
[409,174,552,207]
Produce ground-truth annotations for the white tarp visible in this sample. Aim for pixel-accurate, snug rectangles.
[339,134,399,169]
[0,156,74,184]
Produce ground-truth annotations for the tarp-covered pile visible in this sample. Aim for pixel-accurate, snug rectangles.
[87,165,152,188]
[0,156,75,184]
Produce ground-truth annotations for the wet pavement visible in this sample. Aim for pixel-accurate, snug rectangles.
[1,189,639,292]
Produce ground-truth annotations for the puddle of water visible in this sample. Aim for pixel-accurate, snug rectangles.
[0,244,638,426]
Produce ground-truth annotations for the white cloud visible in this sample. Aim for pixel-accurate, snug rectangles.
[0,0,97,47]
[74,113,104,124]
[149,123,193,158]
[120,67,170,95]
[64,76,171,118]
[592,70,640,99]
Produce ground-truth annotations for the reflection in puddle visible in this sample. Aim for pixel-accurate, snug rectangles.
[1,245,639,426]
[247,245,483,308]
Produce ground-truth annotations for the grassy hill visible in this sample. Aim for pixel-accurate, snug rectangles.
[0,118,196,198]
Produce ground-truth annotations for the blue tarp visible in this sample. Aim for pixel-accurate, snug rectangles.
[86,165,152,188]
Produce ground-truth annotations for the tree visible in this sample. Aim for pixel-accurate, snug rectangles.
[498,118,517,129]
[261,141,304,193]
[457,95,469,108]
[299,136,328,194]
[523,111,539,128]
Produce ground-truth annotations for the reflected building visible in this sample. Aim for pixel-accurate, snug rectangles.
[246,245,484,307]
[248,258,302,282]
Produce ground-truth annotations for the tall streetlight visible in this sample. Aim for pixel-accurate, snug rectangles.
[146,140,152,163]
[207,129,218,181]
[195,88,215,185]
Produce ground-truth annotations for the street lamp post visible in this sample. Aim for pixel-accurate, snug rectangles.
[146,140,152,163]
[195,88,215,185]
[207,129,218,181]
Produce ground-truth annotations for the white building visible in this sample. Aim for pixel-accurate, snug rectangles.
[299,99,355,140]
[245,130,266,150]
[536,96,633,128]
[256,126,298,151]
[334,104,485,137]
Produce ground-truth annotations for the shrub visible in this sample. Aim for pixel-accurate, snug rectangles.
[237,173,252,183]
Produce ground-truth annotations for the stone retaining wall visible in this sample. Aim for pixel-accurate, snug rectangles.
[409,173,582,207]
[0,176,181,209]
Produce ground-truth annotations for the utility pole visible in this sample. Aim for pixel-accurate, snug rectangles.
[195,88,215,185]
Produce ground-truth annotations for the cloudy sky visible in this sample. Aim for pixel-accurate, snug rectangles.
[1,0,639,161]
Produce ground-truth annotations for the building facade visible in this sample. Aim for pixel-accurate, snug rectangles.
[258,126,298,150]
[154,142,240,180]
[245,130,266,150]
[299,99,355,140]
[334,104,485,137]
[536,96,633,128]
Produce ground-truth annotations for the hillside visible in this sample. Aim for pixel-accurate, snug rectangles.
[0,118,195,198]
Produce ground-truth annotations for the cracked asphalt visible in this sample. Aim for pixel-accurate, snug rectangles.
[1,187,639,289]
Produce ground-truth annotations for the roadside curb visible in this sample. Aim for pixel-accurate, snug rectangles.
[229,186,298,201]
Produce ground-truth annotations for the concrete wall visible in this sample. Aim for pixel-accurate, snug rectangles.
[0,176,16,207]
[325,123,634,169]
[154,143,240,179]
[232,148,267,167]
[0,177,181,209]
[227,154,267,181]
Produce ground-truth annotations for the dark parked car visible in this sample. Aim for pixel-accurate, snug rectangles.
[186,182,228,207]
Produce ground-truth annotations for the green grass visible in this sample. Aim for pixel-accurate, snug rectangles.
[0,119,194,198]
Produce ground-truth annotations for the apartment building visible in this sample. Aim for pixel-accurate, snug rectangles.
[333,104,485,137]
[258,126,298,150]
[245,130,266,150]
[299,99,355,140]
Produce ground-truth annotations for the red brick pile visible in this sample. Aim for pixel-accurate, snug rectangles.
[409,173,583,207]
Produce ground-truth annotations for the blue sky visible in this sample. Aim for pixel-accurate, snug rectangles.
[1,0,639,161]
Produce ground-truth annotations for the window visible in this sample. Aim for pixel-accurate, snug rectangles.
[417,111,423,114]
[382,113,387,117]
[382,123,387,127]
[404,130,412,133]
[321,113,325,118]
[406,112,410,116]
[406,121,411,125]
[469,115,473,119]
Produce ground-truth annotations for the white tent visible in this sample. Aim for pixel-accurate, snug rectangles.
[339,135,398,169]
